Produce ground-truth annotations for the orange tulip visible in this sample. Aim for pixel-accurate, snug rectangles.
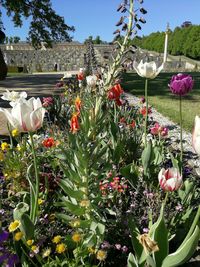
[70,113,79,133]
[75,96,81,113]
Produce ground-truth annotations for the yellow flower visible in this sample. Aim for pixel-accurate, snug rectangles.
[12,129,19,137]
[96,250,107,261]
[70,219,80,228]
[16,144,21,151]
[42,248,51,258]
[14,231,23,241]
[56,243,66,254]
[38,199,44,205]
[80,199,90,207]
[72,232,82,243]
[138,234,159,254]
[0,151,4,161]
[88,247,96,254]
[1,142,9,151]
[52,235,62,244]
[31,245,39,253]
[8,220,21,232]
[27,239,34,246]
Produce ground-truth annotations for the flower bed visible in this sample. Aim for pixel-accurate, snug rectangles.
[0,1,199,266]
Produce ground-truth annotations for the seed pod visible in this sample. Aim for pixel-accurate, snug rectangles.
[140,7,147,14]
[139,17,146,23]
[122,23,128,31]
[121,6,127,13]
[116,16,124,26]
[113,29,121,34]
[117,4,123,12]
[136,24,142,30]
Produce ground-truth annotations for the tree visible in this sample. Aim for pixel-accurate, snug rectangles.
[13,36,21,43]
[0,0,75,79]
[0,30,7,80]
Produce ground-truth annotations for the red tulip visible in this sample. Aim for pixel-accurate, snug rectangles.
[42,137,55,148]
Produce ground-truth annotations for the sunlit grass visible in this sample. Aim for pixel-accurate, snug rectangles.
[122,72,200,132]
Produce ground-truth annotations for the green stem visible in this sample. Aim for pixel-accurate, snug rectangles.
[29,132,39,224]
[144,78,148,145]
[104,0,134,90]
[179,95,183,173]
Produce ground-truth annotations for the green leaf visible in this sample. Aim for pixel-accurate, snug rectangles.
[56,201,85,216]
[59,180,85,200]
[161,224,200,267]
[142,140,152,175]
[128,215,143,260]
[120,163,139,187]
[127,253,139,267]
[150,204,168,267]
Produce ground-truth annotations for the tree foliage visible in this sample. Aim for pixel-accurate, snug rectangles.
[0,0,75,48]
[84,35,107,44]
[132,25,200,59]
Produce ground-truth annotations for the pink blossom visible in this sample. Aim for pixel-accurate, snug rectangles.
[42,97,53,107]
[158,168,182,191]
[150,122,168,137]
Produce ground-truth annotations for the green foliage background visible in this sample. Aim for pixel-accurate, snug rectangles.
[133,25,200,59]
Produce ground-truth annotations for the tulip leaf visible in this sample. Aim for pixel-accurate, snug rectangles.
[127,253,139,267]
[161,224,200,267]
[150,204,168,267]
[142,140,152,176]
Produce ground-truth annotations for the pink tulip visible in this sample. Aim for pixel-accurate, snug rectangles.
[192,115,200,155]
[158,168,182,191]
[150,123,168,137]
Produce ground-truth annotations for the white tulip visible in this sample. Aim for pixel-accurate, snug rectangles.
[0,109,12,135]
[0,97,46,133]
[192,115,200,155]
[1,89,27,107]
[86,75,98,87]
[133,60,163,79]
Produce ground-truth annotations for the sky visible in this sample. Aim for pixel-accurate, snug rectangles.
[1,0,200,43]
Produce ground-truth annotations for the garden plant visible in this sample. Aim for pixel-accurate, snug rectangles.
[0,0,199,266]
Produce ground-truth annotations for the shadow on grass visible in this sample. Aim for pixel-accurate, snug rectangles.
[122,72,200,100]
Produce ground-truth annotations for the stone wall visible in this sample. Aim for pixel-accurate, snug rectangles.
[0,42,114,72]
[0,42,199,73]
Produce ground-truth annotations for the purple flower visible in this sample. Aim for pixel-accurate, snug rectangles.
[7,254,19,267]
[0,231,9,243]
[115,244,121,250]
[169,73,194,96]
[101,241,111,249]
[121,245,128,253]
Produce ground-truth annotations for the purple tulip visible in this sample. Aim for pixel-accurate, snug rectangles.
[169,73,194,96]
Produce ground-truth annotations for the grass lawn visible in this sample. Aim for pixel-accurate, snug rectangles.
[7,72,30,77]
[122,72,200,132]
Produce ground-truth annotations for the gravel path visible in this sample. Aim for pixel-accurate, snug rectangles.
[125,92,200,176]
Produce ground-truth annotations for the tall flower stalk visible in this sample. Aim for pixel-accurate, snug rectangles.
[169,73,194,173]
[133,61,163,144]
[29,132,40,224]
[179,95,183,165]
[144,78,148,144]
[104,0,134,91]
